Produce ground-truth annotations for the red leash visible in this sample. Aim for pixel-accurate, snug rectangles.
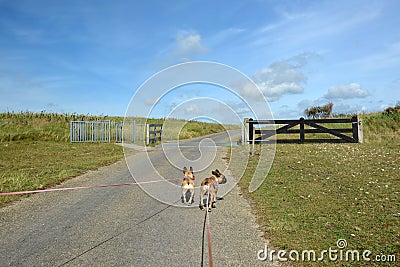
[0,178,181,196]
[206,188,214,267]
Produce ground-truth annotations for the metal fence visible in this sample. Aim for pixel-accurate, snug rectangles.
[70,120,146,143]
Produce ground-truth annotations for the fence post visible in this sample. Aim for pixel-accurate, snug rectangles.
[107,121,111,143]
[115,122,119,143]
[352,116,358,142]
[358,116,363,143]
[119,121,124,143]
[299,117,305,143]
[245,121,249,145]
[91,122,94,142]
[80,122,83,142]
[248,118,254,143]
[251,126,255,156]
[352,115,363,143]
[146,124,150,145]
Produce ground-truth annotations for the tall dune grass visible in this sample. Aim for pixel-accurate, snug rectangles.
[362,109,400,142]
[0,111,120,142]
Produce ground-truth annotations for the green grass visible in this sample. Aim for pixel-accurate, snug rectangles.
[232,112,399,266]
[0,141,124,205]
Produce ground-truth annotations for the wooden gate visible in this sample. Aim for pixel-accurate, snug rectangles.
[246,116,363,144]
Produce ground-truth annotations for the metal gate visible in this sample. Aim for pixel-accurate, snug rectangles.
[116,120,146,143]
[70,120,147,143]
[70,121,111,142]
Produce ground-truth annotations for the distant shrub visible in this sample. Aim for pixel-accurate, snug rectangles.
[383,102,400,115]
[304,102,334,118]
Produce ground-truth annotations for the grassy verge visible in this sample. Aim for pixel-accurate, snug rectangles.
[0,141,124,205]
[231,113,399,266]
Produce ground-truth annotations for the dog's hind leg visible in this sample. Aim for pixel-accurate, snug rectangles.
[208,189,215,209]
[199,187,205,210]
[212,189,217,208]
[205,187,213,212]
[182,188,187,204]
[208,193,213,211]
[188,188,194,205]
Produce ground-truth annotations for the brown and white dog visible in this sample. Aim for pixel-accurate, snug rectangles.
[181,166,195,205]
[199,169,227,211]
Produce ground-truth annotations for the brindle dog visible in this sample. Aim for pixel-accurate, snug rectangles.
[199,169,227,211]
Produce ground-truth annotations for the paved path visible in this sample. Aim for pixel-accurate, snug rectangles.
[0,132,277,266]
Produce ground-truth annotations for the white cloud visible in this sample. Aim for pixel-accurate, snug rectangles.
[168,32,207,63]
[176,33,207,56]
[250,53,313,101]
[155,32,208,66]
[324,83,369,99]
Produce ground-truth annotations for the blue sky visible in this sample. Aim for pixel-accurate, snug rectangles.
[1,0,399,122]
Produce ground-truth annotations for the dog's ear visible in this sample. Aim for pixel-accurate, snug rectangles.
[211,170,217,176]
[215,169,220,174]
[183,167,187,174]
[189,166,193,173]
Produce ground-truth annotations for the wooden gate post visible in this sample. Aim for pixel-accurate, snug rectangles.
[248,118,254,143]
[352,115,363,143]
[251,126,255,156]
[358,116,363,143]
[299,117,305,143]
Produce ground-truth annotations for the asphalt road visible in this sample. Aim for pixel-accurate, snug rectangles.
[0,131,277,266]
